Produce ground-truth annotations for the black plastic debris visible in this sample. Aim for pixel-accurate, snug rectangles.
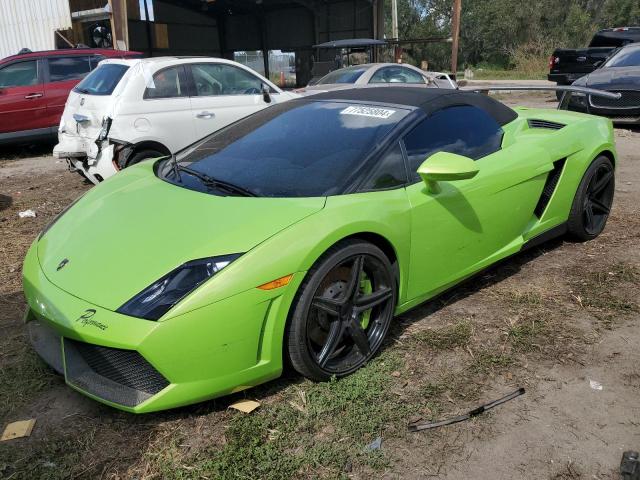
[408,387,525,432]
[621,451,640,480]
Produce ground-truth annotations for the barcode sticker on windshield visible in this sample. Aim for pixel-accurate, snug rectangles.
[340,106,396,119]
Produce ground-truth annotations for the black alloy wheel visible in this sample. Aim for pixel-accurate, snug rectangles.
[287,241,396,381]
[568,155,615,241]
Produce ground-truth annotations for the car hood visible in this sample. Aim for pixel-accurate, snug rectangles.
[37,162,325,311]
[577,67,640,90]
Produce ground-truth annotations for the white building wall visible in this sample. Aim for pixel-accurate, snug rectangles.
[0,0,72,59]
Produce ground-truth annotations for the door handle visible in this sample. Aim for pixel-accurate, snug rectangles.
[196,111,215,119]
[24,93,43,99]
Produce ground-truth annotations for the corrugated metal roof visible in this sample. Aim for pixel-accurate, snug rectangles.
[0,0,72,60]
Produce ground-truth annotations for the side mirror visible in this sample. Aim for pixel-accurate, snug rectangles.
[261,83,272,104]
[417,151,479,193]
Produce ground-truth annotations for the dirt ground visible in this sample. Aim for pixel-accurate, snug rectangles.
[0,92,639,479]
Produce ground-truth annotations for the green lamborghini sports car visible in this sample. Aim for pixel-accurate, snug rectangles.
[24,87,617,412]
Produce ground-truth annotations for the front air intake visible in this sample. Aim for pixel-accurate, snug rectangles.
[534,158,566,218]
[64,339,169,407]
[528,119,565,130]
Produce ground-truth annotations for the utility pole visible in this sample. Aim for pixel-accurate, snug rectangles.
[391,0,401,63]
[391,0,398,40]
[450,0,462,76]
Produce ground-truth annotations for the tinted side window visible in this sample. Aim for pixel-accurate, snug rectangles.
[190,63,262,96]
[0,60,38,88]
[404,105,503,181]
[144,66,187,99]
[360,142,407,191]
[48,56,91,82]
[370,67,425,84]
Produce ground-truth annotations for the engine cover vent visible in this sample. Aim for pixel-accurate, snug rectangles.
[528,119,565,130]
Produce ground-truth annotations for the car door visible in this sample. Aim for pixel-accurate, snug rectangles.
[187,62,277,139]
[0,58,47,135]
[404,105,551,301]
[44,55,93,129]
[141,64,196,152]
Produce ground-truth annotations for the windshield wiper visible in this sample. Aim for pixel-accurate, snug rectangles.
[177,165,257,197]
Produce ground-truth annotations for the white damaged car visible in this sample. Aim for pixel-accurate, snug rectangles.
[54,57,297,183]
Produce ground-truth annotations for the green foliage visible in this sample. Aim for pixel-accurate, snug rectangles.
[384,0,639,72]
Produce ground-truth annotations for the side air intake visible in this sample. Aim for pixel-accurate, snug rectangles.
[528,119,565,130]
[534,159,566,218]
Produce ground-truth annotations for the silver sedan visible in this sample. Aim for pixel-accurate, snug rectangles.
[301,63,457,94]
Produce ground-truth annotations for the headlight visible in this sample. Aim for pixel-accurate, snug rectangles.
[117,254,242,320]
[569,92,587,106]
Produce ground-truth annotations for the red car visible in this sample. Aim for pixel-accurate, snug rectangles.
[0,48,141,145]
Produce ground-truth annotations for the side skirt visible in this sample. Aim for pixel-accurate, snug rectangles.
[521,222,567,251]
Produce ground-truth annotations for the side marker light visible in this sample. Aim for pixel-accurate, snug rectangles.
[258,274,294,290]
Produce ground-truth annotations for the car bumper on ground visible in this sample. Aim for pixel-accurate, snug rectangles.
[54,133,118,184]
[22,241,299,413]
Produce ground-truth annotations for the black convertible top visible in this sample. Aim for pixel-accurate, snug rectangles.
[309,87,518,126]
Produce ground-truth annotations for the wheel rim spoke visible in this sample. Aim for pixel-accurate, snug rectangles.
[355,287,393,312]
[591,170,613,195]
[585,203,595,229]
[312,296,342,317]
[317,320,344,367]
[344,256,364,300]
[590,197,610,214]
[346,316,371,356]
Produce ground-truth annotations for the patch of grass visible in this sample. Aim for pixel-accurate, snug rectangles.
[470,350,515,375]
[572,263,640,317]
[139,352,410,479]
[421,382,448,400]
[470,69,547,80]
[507,319,546,352]
[0,425,101,480]
[0,342,57,416]
[506,290,543,307]
[413,321,473,350]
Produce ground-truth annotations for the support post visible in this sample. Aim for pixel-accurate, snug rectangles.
[391,0,398,40]
[450,0,462,76]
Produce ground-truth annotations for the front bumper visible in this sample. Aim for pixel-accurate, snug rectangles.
[565,103,640,124]
[54,132,118,184]
[23,242,298,413]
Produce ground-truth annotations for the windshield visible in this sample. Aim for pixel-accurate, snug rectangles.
[159,100,409,197]
[317,66,368,85]
[73,63,129,95]
[603,47,640,68]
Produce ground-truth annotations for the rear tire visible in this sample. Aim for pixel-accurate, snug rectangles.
[125,149,166,168]
[286,240,396,381]
[567,155,615,241]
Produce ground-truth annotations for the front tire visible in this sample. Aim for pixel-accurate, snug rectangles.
[567,155,615,241]
[286,240,397,381]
